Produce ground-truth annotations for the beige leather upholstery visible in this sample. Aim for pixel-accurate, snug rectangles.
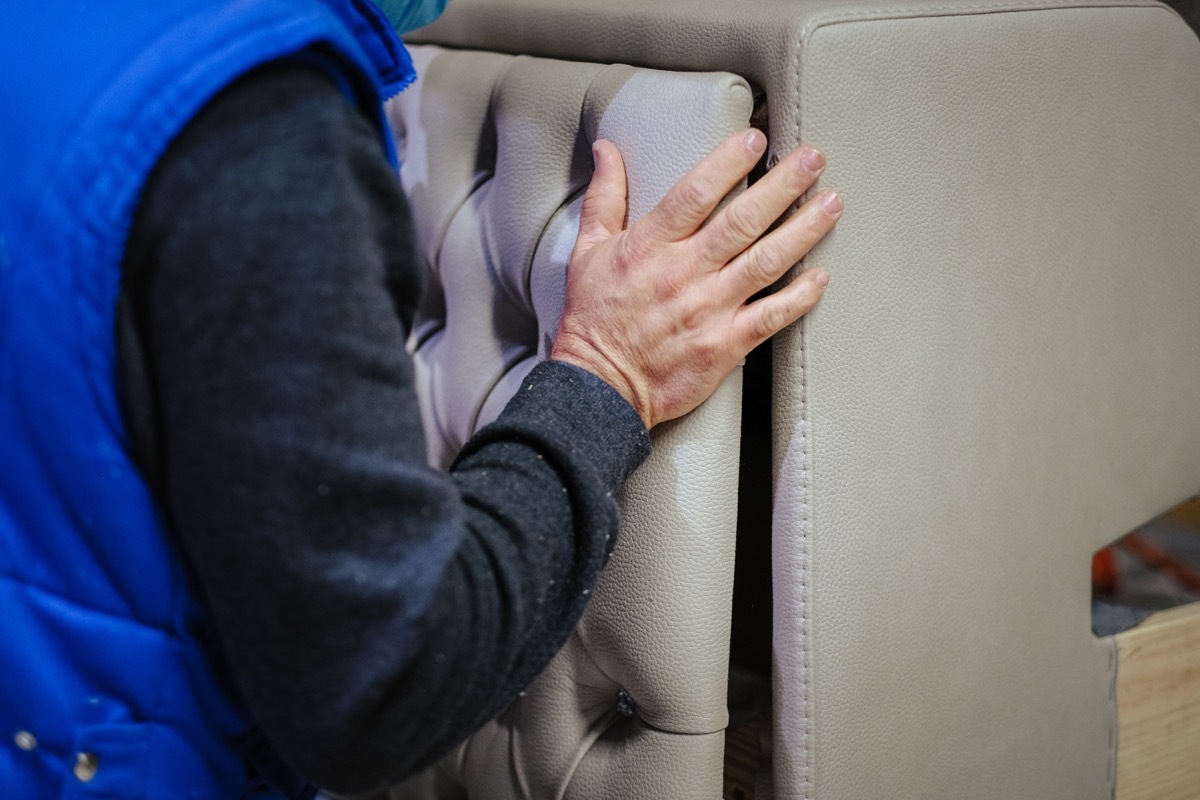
[386,46,753,798]
[768,11,1200,800]
[403,2,1200,798]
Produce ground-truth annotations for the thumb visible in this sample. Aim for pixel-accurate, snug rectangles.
[577,140,628,247]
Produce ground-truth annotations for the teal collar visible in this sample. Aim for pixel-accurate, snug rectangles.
[323,0,418,98]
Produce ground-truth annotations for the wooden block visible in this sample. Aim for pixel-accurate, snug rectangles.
[1115,601,1200,800]
[1165,496,1200,528]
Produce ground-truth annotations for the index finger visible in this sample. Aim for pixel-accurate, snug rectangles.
[638,129,766,243]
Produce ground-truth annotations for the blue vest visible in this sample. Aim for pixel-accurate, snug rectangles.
[0,2,412,796]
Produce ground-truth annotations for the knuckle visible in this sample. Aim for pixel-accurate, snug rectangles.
[676,178,713,218]
[759,306,784,338]
[653,268,687,301]
[757,301,792,340]
[723,199,763,243]
[750,238,786,281]
[680,302,712,333]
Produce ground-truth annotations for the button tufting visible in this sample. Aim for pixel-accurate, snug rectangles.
[14,731,37,751]
[616,688,637,717]
[389,42,752,798]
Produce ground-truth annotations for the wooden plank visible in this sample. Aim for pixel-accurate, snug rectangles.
[1165,496,1200,528]
[1115,601,1200,800]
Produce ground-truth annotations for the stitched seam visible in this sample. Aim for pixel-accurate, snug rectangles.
[418,47,517,447]
[798,168,815,800]
[432,169,495,279]
[790,10,1148,795]
[794,0,1165,45]
[797,341,813,800]
[421,45,509,277]
[525,184,587,317]
[518,60,618,314]
[487,53,548,318]
[553,709,623,800]
[790,23,816,800]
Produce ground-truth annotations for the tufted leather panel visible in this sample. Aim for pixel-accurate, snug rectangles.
[386,45,754,798]
[410,2,1200,798]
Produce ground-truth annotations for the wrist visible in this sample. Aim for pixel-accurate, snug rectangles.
[550,337,652,430]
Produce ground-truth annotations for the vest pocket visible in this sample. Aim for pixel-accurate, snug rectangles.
[59,723,149,799]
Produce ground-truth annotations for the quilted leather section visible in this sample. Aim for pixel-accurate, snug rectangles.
[386,45,753,798]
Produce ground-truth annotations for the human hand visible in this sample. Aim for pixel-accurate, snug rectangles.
[550,129,841,429]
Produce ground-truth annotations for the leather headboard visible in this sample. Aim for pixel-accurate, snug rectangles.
[387,45,753,798]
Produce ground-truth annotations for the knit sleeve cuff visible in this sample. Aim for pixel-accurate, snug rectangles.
[470,359,651,490]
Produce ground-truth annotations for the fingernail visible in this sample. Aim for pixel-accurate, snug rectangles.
[812,268,830,287]
[820,191,843,216]
[801,148,825,172]
[745,130,766,155]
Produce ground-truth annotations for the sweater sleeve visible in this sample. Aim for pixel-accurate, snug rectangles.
[118,62,649,794]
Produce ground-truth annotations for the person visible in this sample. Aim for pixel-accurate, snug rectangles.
[0,0,839,797]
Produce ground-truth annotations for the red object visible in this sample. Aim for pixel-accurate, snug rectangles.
[1121,532,1200,593]
[1092,547,1119,597]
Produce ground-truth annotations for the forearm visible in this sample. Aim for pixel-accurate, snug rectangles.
[285,362,646,788]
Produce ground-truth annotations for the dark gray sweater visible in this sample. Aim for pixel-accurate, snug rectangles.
[117,63,649,794]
